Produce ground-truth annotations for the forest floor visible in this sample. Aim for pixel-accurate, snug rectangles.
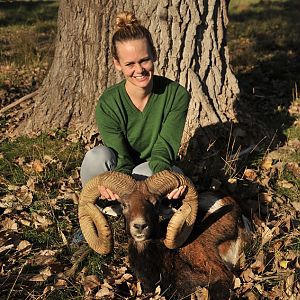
[0,0,299,299]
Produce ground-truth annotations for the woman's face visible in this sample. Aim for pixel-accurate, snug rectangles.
[113,38,156,92]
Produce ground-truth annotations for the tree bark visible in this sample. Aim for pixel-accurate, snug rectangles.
[16,0,239,152]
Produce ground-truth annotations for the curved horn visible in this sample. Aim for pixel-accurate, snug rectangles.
[78,171,136,254]
[145,170,198,249]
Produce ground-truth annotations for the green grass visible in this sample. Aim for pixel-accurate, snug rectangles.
[23,226,62,248]
[0,1,58,67]
[0,133,84,185]
[0,1,58,27]
[285,124,300,141]
[228,0,300,133]
[45,287,85,300]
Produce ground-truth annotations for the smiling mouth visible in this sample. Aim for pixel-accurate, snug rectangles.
[134,75,148,79]
[134,234,147,241]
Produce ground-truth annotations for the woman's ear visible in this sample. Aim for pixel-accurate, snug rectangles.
[113,58,122,71]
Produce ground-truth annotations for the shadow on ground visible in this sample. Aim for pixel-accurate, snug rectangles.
[181,0,300,185]
[0,1,58,27]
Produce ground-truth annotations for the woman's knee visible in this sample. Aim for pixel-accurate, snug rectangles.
[132,162,153,180]
[85,145,115,161]
[132,162,183,180]
[80,145,116,185]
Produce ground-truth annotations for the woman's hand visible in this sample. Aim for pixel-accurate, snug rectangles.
[167,185,186,199]
[98,185,120,200]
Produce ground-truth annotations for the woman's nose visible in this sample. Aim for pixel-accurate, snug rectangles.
[134,63,144,73]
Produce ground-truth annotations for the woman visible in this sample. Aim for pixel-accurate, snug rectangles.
[80,12,190,201]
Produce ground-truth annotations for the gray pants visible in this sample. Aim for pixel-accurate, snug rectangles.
[80,145,182,185]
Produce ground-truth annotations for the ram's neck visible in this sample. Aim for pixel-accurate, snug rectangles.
[128,239,166,293]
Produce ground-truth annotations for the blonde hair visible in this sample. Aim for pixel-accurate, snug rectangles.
[112,11,156,60]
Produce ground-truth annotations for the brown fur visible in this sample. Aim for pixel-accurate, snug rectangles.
[122,189,248,299]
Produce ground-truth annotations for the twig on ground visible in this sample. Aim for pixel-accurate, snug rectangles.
[229,144,256,160]
[64,245,90,278]
[5,263,26,300]
[0,90,39,115]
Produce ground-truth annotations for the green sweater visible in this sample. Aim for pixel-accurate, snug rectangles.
[96,75,190,174]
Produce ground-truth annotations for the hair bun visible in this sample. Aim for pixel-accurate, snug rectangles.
[116,11,139,30]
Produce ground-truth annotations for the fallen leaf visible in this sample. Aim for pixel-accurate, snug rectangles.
[277,180,294,189]
[32,159,44,173]
[241,268,256,282]
[36,267,52,279]
[32,213,53,228]
[251,251,265,273]
[136,281,143,296]
[55,278,68,287]
[261,156,273,170]
[16,240,31,251]
[260,224,277,246]
[287,139,300,150]
[234,277,241,289]
[43,155,56,163]
[17,186,33,206]
[101,280,113,290]
[1,217,18,231]
[95,287,114,298]
[29,273,49,282]
[254,283,263,294]
[279,260,288,269]
[39,250,57,256]
[29,250,57,266]
[193,287,209,300]
[122,273,133,281]
[20,219,31,226]
[26,177,35,191]
[7,184,19,191]
[42,285,54,295]
[83,275,101,293]
[243,169,258,181]
[0,195,16,208]
[259,192,273,203]
[260,176,270,187]
[29,255,57,266]
[285,273,295,296]
[286,162,300,178]
[15,157,25,166]
[59,230,68,245]
[0,244,14,254]
[291,202,300,211]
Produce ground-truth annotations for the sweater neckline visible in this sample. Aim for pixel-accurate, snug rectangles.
[122,80,155,115]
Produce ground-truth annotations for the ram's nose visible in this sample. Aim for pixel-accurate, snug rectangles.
[133,223,148,231]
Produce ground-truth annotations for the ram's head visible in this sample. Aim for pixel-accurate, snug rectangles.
[78,170,198,254]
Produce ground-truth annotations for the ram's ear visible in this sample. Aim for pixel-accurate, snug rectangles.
[117,194,130,211]
[148,193,160,206]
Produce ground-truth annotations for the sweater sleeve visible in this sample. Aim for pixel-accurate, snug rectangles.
[149,86,190,173]
[95,98,135,174]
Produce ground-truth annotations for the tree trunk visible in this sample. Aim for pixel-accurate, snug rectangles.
[17,0,239,155]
